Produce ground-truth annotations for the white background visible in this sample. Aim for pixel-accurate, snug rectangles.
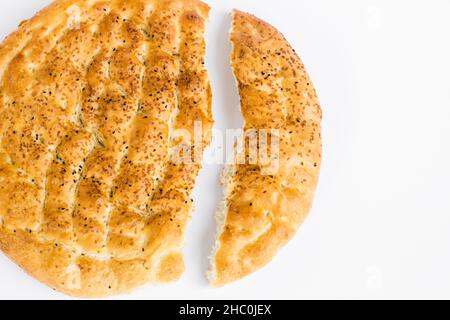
[0,0,450,300]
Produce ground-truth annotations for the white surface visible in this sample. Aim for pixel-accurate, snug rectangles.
[0,0,450,300]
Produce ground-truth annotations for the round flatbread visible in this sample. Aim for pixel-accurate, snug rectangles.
[0,0,212,297]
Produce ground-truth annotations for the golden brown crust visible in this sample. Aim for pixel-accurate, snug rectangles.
[209,10,322,287]
[0,0,212,297]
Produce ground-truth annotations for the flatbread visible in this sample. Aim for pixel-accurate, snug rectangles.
[208,10,322,286]
[0,0,212,297]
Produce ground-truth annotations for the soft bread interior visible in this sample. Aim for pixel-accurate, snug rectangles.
[207,164,236,285]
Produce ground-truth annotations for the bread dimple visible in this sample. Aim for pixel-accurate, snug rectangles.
[209,10,322,287]
[0,0,212,297]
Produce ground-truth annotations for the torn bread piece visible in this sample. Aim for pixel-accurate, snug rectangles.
[209,10,322,287]
[0,0,213,297]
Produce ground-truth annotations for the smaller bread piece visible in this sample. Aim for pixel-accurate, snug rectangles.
[208,10,322,286]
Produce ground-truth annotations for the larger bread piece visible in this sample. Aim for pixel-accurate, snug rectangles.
[0,0,212,297]
[209,10,322,286]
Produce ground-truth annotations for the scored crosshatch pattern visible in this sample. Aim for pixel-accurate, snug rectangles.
[0,0,212,296]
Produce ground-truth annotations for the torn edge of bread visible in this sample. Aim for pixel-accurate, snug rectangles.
[207,164,236,286]
[207,10,240,287]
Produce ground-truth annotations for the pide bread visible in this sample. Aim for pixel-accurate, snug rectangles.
[208,10,322,286]
[0,1,322,296]
[0,0,212,297]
